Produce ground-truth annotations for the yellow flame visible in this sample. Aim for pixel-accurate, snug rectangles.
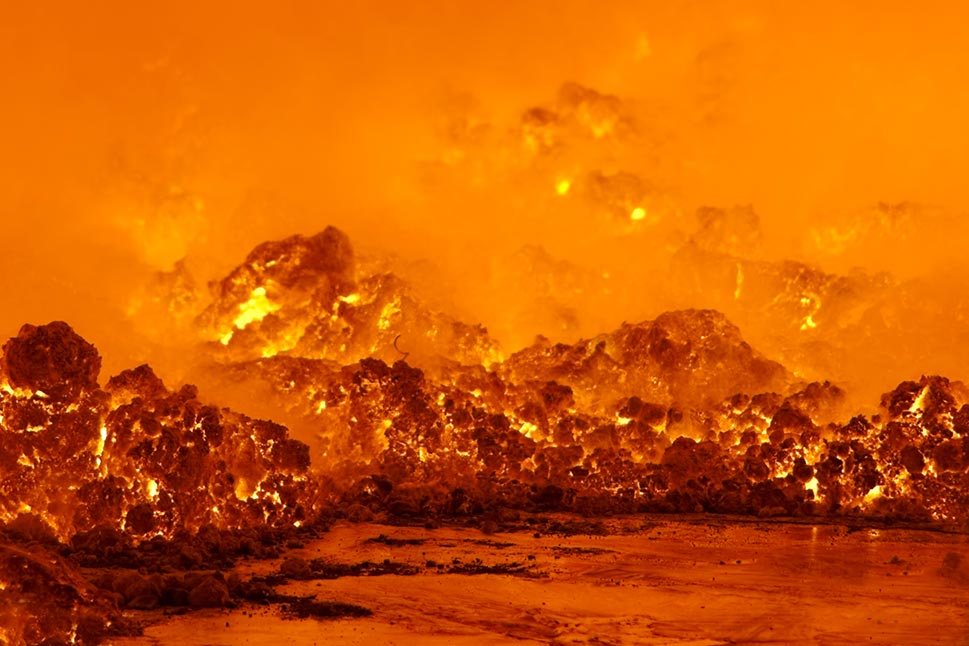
[805,476,819,496]
[798,293,821,331]
[234,477,254,501]
[95,425,107,457]
[233,286,280,330]
[908,385,928,415]
[555,179,571,196]
[377,298,401,331]
[630,206,647,221]
[519,421,541,440]
[864,484,882,503]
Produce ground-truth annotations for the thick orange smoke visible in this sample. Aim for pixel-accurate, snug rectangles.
[2,1,969,403]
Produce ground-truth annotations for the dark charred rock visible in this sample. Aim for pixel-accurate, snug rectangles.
[0,542,121,645]
[2,321,101,400]
[217,227,354,299]
[282,597,372,620]
[506,309,788,410]
[105,364,168,401]
[279,556,313,579]
[933,439,967,472]
[5,513,59,544]
[768,403,815,437]
[125,503,156,535]
[112,570,160,609]
[900,445,925,475]
[188,574,231,608]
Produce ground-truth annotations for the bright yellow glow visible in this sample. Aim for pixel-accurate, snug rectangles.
[519,421,540,440]
[259,328,303,358]
[484,346,505,367]
[805,477,819,496]
[630,206,647,221]
[234,477,254,501]
[377,298,401,331]
[338,293,361,305]
[734,263,744,300]
[147,479,158,498]
[908,385,928,415]
[864,484,882,503]
[556,179,571,195]
[95,425,107,457]
[233,286,279,330]
[798,293,821,331]
[219,330,234,345]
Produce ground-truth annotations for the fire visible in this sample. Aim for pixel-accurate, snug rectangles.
[5,5,969,644]
[232,287,279,331]
[1,228,947,544]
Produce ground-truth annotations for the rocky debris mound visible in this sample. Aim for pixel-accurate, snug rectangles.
[186,226,499,369]
[0,541,123,646]
[503,309,789,412]
[204,325,969,524]
[0,321,316,542]
[2,321,102,401]
[199,226,355,333]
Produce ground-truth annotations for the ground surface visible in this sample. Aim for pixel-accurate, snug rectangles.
[106,516,969,646]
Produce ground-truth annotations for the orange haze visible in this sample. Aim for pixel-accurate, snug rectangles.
[2,1,969,404]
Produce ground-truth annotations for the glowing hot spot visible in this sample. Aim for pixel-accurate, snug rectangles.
[233,286,280,330]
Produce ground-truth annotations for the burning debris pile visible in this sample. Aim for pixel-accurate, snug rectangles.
[4,225,969,644]
[0,322,316,543]
[193,227,499,368]
[5,225,960,533]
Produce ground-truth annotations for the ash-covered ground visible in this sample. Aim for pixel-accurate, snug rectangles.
[109,517,969,646]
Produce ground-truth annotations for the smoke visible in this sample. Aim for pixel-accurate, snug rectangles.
[2,1,969,403]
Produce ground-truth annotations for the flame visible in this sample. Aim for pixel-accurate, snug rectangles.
[233,286,279,330]
[7,6,969,644]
